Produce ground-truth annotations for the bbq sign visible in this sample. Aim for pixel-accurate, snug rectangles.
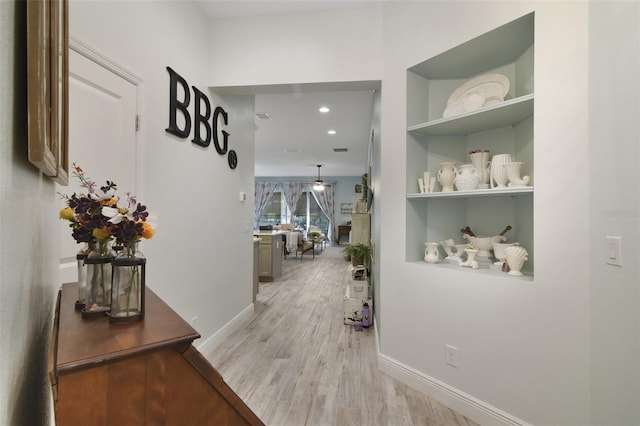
[165,67,238,169]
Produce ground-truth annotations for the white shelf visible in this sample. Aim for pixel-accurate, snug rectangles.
[408,260,534,282]
[408,13,535,79]
[407,94,534,136]
[404,12,535,276]
[407,186,533,199]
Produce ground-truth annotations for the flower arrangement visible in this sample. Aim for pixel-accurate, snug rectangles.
[59,164,155,320]
[59,164,155,249]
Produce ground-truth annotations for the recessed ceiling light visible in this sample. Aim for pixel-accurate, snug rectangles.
[327,130,336,135]
[284,148,302,153]
[319,106,330,113]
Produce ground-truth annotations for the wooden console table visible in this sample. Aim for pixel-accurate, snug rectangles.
[49,283,264,425]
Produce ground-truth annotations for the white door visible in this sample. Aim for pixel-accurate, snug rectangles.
[57,48,139,283]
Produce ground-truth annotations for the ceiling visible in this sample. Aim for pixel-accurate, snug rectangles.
[197,1,383,177]
[195,0,388,20]
[253,86,377,177]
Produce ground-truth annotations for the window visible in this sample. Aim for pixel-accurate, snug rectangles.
[258,188,329,235]
[294,191,329,235]
[259,192,288,227]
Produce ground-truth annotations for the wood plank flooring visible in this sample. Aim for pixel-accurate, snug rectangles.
[206,245,479,426]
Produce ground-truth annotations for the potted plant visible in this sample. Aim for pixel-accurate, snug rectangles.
[361,173,368,201]
[342,243,370,267]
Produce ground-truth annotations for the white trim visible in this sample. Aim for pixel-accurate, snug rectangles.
[69,36,142,85]
[376,346,532,426]
[195,304,255,356]
[68,35,146,202]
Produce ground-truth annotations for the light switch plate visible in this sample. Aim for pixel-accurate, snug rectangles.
[606,236,622,266]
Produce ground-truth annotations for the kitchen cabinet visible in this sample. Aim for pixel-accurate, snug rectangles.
[254,232,283,281]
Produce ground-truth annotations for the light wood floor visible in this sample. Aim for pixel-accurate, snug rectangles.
[206,245,479,426]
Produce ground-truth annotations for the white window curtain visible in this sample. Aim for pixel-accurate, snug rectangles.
[254,182,280,229]
[281,182,306,224]
[311,184,335,243]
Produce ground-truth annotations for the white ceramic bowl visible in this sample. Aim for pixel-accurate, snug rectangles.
[463,235,505,257]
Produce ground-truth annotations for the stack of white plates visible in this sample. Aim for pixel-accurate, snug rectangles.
[442,73,510,118]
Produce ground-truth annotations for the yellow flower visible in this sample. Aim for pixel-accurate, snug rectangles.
[92,227,110,240]
[141,221,155,239]
[59,207,74,221]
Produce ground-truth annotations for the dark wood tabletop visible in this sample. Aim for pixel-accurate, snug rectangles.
[53,282,200,376]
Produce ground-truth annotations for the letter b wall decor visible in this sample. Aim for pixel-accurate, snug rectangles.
[165,66,237,169]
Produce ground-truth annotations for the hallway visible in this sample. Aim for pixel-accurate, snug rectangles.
[206,246,478,426]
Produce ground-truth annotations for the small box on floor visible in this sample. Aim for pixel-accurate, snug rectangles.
[348,279,370,299]
[350,265,367,281]
[343,285,372,325]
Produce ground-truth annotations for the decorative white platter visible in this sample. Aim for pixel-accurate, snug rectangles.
[443,73,510,118]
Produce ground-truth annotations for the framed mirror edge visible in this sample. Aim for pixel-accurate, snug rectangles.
[27,0,69,186]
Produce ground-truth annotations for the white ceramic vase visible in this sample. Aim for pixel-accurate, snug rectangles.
[437,162,457,192]
[458,248,479,269]
[469,151,491,185]
[424,242,439,264]
[504,161,530,187]
[452,244,467,260]
[490,153,513,189]
[492,242,519,265]
[504,245,528,276]
[454,164,479,191]
[439,239,455,258]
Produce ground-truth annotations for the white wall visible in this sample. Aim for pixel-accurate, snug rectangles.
[588,2,640,425]
[380,2,591,424]
[207,6,384,87]
[1,1,58,424]
[208,2,640,425]
[69,1,256,348]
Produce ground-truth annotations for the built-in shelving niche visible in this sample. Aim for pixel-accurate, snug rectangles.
[405,12,535,279]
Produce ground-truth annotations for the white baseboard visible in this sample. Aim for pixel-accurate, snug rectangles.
[195,303,255,356]
[375,327,530,426]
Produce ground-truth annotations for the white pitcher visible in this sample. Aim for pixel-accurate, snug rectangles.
[437,162,457,192]
[424,242,439,264]
[469,150,491,185]
[490,153,513,189]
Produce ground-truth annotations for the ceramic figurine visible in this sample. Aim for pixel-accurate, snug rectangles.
[454,164,479,191]
[492,242,519,266]
[439,239,455,258]
[424,242,439,264]
[469,150,491,186]
[458,245,479,269]
[437,162,457,192]
[490,153,513,189]
[504,245,528,276]
[505,161,530,187]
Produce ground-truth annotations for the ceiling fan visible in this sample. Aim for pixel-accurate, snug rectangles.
[313,165,324,191]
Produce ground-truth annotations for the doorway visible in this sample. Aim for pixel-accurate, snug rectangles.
[57,40,141,283]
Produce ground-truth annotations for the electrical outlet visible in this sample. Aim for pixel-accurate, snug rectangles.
[445,345,458,367]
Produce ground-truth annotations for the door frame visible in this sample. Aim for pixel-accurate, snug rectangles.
[69,36,145,199]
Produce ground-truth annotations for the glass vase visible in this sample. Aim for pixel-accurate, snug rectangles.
[74,241,93,311]
[82,239,114,318]
[109,242,146,323]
